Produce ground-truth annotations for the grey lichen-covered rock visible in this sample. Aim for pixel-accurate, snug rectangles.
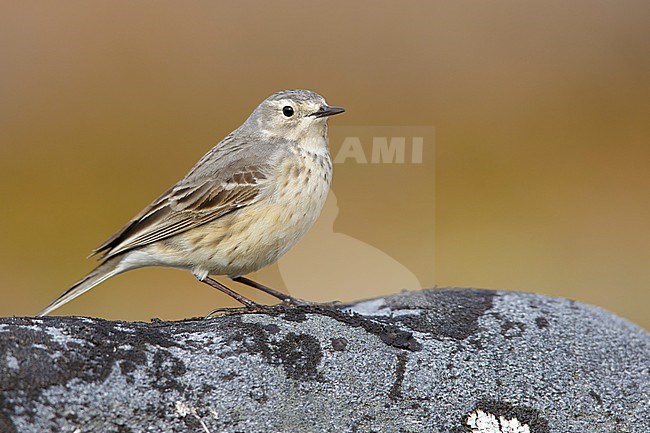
[0,289,648,433]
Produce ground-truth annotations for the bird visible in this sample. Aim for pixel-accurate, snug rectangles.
[38,89,345,316]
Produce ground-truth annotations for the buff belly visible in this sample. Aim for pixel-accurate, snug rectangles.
[144,152,331,278]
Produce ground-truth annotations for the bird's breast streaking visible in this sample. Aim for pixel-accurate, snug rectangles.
[145,142,333,279]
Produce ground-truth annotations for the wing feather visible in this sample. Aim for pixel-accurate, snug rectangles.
[92,166,267,259]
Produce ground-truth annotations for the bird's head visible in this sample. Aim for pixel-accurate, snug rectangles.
[244,89,345,145]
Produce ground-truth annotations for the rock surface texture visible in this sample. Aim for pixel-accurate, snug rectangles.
[0,288,648,433]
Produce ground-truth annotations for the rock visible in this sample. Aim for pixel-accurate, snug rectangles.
[0,288,648,433]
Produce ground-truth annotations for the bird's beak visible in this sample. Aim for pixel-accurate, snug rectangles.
[309,105,346,118]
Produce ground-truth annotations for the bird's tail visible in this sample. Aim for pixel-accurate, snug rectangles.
[37,255,124,316]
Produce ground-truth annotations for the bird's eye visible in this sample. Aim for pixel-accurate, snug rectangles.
[282,106,294,117]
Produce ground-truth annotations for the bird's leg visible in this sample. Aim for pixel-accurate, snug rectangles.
[230,276,311,306]
[199,276,260,309]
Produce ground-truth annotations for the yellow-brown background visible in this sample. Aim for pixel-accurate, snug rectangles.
[1,1,648,328]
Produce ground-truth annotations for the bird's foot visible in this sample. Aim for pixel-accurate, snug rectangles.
[278,296,312,307]
[279,297,342,309]
[204,303,290,318]
[204,298,343,318]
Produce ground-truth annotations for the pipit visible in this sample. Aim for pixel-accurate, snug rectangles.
[38,89,344,316]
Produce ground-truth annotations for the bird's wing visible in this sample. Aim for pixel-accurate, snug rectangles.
[91,165,268,259]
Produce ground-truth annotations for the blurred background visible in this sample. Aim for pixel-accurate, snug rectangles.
[1,1,648,328]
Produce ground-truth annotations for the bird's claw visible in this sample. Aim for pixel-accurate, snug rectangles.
[279,297,311,307]
[204,303,285,318]
[280,297,342,309]
[204,298,342,319]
